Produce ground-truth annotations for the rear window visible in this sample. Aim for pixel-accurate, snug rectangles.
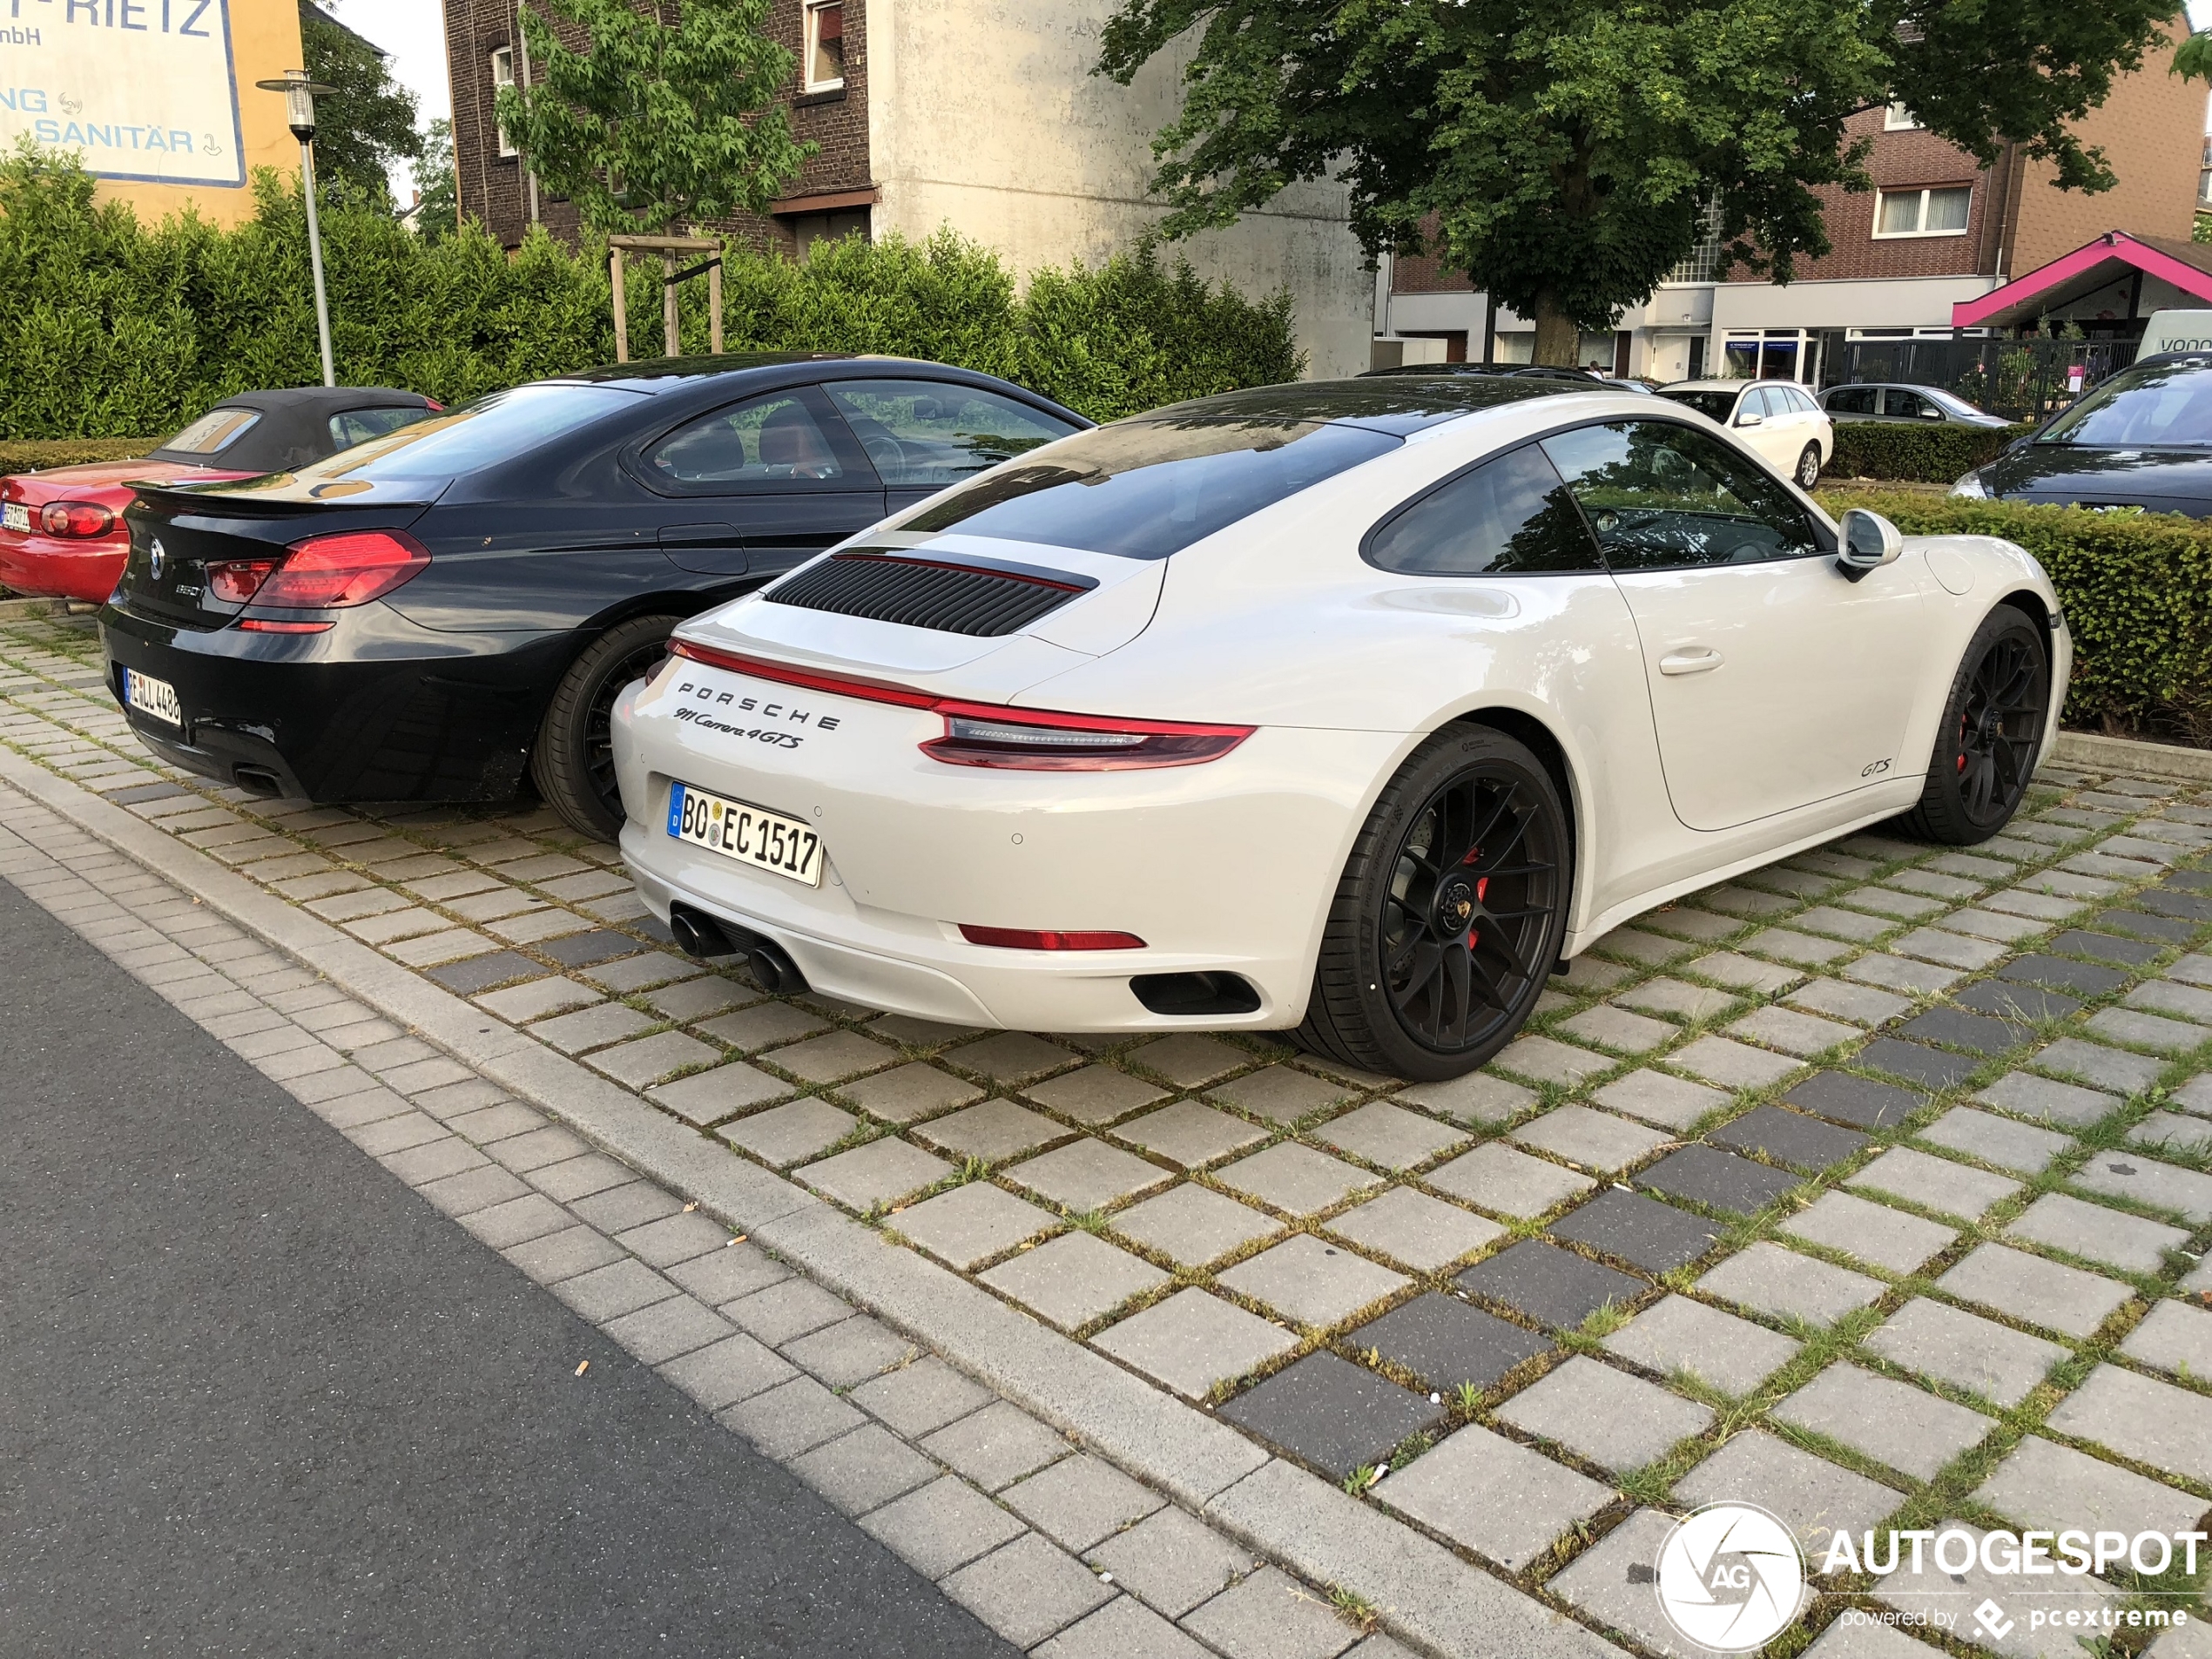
[288,383,641,482]
[899,418,1400,558]
[160,407,261,455]
[1659,388,1738,422]
[2039,360,2212,448]
[329,407,428,449]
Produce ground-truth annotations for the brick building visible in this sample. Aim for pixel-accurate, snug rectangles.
[1374,21,2208,385]
[442,0,1372,376]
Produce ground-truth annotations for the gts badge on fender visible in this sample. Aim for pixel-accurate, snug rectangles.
[1861,758,1891,777]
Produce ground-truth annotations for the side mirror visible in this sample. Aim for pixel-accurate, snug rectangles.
[1736,408,1764,428]
[1920,407,1945,421]
[1837,508,1903,581]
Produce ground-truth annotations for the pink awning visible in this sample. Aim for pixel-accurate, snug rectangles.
[1952,231,2212,329]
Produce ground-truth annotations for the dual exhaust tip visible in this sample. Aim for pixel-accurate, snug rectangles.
[668,902,810,995]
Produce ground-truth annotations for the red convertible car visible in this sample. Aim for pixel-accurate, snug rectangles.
[0,387,439,603]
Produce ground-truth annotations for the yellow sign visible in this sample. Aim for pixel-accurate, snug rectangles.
[1,0,303,226]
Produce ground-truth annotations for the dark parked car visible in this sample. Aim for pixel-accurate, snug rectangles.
[98,355,1089,838]
[1,387,440,603]
[1363,362,1656,392]
[1953,351,2212,516]
[1819,382,2009,428]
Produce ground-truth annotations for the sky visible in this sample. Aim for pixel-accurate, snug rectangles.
[345,0,2212,206]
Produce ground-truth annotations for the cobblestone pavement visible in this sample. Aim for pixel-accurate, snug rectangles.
[4,602,2211,1658]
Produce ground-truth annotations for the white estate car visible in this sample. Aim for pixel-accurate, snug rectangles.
[611,378,2066,1082]
[1658,379,1834,489]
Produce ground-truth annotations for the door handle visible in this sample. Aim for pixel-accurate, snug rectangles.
[1659,647,1723,676]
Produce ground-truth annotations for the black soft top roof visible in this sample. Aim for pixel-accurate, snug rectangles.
[147,386,437,471]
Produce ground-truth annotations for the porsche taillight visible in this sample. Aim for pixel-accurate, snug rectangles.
[665,639,1254,772]
[251,529,429,609]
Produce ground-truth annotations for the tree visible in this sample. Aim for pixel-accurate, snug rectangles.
[1098,0,2176,365]
[412,118,459,243]
[298,0,421,205]
[496,0,811,233]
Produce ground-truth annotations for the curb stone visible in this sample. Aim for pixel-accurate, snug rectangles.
[0,744,1619,1659]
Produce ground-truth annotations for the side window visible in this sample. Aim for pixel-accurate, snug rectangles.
[1539,421,1823,572]
[1754,386,1788,419]
[1884,388,1932,420]
[1825,387,1877,416]
[1785,386,1817,415]
[1365,443,1602,577]
[823,380,1076,488]
[648,392,850,489]
[329,408,423,450]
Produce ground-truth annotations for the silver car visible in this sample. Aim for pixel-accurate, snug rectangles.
[1819,383,2010,428]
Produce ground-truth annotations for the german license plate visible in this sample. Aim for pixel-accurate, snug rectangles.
[3,502,28,532]
[124,667,181,725]
[668,781,822,887]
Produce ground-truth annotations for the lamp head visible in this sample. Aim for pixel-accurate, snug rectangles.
[254,71,337,142]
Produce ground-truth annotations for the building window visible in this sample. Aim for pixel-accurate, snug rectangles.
[1873,185,1970,238]
[1664,203,1723,285]
[1884,102,1921,131]
[2200,138,2211,207]
[489,46,517,158]
[805,2,845,92]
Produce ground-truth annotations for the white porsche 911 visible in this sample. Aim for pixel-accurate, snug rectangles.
[610,378,2067,1081]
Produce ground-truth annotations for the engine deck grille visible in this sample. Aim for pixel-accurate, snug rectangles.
[764,552,1090,637]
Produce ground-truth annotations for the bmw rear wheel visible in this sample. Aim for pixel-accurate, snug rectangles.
[531,613,683,842]
[1294,725,1571,1082]
[1796,443,1823,489]
[1899,605,2049,846]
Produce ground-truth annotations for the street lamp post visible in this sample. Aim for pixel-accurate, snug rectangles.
[255,71,340,388]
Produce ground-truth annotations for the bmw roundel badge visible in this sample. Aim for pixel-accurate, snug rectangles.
[149,538,166,580]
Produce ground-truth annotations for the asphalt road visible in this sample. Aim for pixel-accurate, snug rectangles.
[0,875,1013,1658]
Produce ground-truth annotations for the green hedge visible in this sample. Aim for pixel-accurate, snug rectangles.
[1823,420,2033,483]
[0,437,152,473]
[0,146,1302,439]
[1818,488,2212,742]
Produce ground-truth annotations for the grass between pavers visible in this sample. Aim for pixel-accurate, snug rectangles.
[6,614,2212,1650]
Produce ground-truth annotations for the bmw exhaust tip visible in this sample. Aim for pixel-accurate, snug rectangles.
[667,902,811,995]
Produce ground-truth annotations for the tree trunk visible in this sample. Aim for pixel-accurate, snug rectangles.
[1531,291,1581,367]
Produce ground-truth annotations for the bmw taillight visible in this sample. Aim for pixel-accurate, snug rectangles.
[666,639,1254,772]
[206,558,278,604]
[250,529,429,609]
[38,501,116,538]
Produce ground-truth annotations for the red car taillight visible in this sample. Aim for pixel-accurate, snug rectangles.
[251,529,430,609]
[666,640,1254,772]
[38,500,116,538]
[959,925,1147,950]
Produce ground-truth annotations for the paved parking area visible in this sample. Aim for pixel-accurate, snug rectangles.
[3,602,2209,1657]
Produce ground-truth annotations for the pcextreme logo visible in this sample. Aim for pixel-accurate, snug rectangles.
[1655,1504,1806,1652]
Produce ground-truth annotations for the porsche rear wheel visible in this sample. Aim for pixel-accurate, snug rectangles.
[1293,726,1571,1082]
[1796,443,1823,489]
[531,613,682,842]
[1898,606,2049,846]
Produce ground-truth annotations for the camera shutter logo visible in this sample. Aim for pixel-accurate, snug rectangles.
[1655,1503,1806,1652]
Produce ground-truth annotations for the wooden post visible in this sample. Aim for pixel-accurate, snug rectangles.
[708,255,724,355]
[610,248,628,363]
[662,254,680,358]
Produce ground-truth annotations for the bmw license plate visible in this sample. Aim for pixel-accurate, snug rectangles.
[123,667,182,726]
[669,781,822,887]
[3,502,28,533]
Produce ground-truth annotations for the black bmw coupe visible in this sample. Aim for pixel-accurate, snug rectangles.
[99,355,1088,838]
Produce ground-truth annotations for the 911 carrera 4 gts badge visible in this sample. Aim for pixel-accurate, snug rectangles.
[149,539,166,580]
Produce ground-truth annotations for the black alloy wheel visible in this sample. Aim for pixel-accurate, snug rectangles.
[1296,726,1571,1081]
[531,613,683,842]
[1900,605,2049,845]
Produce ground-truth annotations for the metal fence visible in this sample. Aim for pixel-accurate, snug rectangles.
[1825,336,2139,422]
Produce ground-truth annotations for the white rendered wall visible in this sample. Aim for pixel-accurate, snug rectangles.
[870,0,1373,380]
